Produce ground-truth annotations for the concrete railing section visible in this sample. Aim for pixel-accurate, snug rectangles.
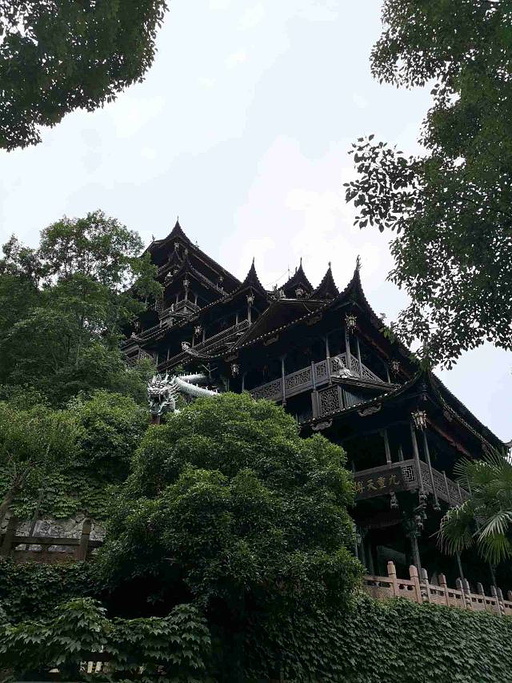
[364,561,512,616]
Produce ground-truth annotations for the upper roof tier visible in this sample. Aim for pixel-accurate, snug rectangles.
[145,220,241,294]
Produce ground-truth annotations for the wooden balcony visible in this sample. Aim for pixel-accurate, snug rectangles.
[250,352,387,402]
[354,460,470,507]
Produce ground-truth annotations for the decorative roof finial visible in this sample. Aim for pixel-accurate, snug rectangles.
[300,257,303,266]
[328,261,332,269]
[356,255,362,271]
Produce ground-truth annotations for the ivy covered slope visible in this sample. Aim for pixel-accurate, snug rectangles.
[0,390,149,524]
[5,591,512,682]
[1,599,211,683]
[247,595,512,683]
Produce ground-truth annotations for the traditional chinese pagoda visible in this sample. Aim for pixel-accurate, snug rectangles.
[123,221,508,587]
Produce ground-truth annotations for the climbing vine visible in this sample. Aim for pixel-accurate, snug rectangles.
[0,559,95,623]
[246,593,512,683]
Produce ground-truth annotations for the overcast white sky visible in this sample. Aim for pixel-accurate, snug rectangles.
[0,0,510,440]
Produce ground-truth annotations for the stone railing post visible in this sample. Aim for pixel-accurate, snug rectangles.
[497,587,506,616]
[420,568,431,603]
[463,579,473,610]
[409,565,423,604]
[0,516,17,557]
[490,585,503,615]
[76,518,92,561]
[387,561,399,597]
[456,578,467,609]
[439,574,450,606]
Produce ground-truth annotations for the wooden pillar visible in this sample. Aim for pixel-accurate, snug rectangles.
[410,421,425,494]
[356,336,363,377]
[365,535,375,575]
[344,326,352,372]
[281,356,286,405]
[422,431,440,509]
[398,445,404,462]
[410,534,422,574]
[382,429,392,465]
[241,373,246,392]
[325,335,332,385]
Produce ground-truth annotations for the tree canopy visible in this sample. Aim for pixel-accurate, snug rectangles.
[99,393,361,681]
[0,210,160,405]
[345,0,512,367]
[0,0,168,150]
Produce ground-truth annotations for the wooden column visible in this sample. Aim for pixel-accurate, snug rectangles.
[410,421,425,494]
[325,335,332,385]
[410,534,422,574]
[382,429,392,465]
[281,356,286,405]
[344,326,352,372]
[356,336,363,377]
[422,431,440,509]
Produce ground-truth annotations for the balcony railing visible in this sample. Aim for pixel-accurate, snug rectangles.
[354,459,470,507]
[250,352,386,402]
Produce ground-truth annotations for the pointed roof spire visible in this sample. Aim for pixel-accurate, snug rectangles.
[168,217,190,243]
[239,258,266,295]
[310,263,338,299]
[282,259,313,297]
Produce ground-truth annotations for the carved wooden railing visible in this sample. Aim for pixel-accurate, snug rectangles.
[250,353,386,403]
[354,460,470,507]
[364,561,512,616]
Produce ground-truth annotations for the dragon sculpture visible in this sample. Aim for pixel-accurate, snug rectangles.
[148,372,219,418]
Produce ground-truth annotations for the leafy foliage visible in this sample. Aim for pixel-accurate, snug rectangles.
[345,0,512,366]
[440,450,512,565]
[0,598,211,683]
[0,401,79,526]
[0,210,159,405]
[0,390,149,522]
[0,559,95,623]
[0,0,168,150]
[246,594,512,683]
[98,393,361,680]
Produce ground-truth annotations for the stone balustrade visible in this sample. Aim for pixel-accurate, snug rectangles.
[364,561,512,616]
